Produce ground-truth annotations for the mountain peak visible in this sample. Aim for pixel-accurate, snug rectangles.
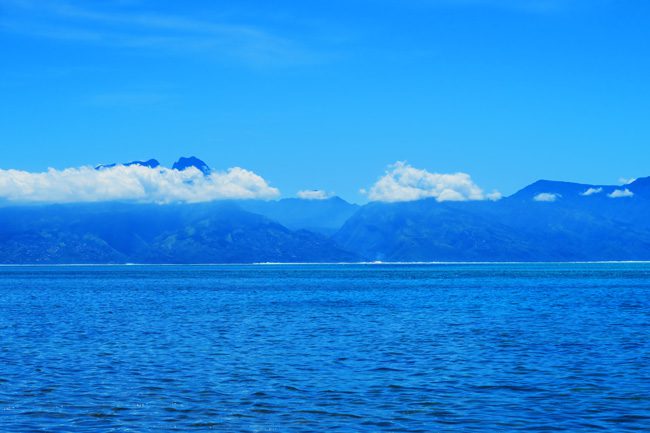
[172,156,211,175]
[509,179,578,200]
[96,159,160,170]
[127,159,160,169]
[630,176,650,187]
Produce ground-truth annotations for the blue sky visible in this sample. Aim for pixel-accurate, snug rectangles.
[1,0,649,202]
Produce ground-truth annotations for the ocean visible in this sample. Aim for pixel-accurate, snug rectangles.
[1,264,649,432]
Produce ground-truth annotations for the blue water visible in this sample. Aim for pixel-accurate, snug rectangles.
[1,264,649,432]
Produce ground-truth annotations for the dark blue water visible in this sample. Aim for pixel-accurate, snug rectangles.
[1,264,649,432]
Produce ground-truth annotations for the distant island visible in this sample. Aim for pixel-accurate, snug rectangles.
[1,157,650,264]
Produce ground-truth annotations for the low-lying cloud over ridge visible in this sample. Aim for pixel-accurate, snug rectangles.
[581,187,603,196]
[534,192,560,202]
[0,164,279,203]
[608,188,634,199]
[364,162,501,203]
[297,190,333,200]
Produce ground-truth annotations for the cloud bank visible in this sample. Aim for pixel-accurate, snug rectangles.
[0,165,279,204]
[365,162,500,203]
[297,190,333,200]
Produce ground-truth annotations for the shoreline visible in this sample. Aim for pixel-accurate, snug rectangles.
[2,261,650,267]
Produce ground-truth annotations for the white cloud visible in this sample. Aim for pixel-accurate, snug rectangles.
[486,191,503,201]
[0,164,279,203]
[608,188,634,199]
[581,187,603,196]
[534,192,560,202]
[619,177,636,185]
[365,162,500,203]
[296,189,332,200]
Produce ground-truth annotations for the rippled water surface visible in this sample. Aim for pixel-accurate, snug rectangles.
[1,264,650,432]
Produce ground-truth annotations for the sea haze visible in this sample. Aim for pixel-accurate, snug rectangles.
[1,263,649,432]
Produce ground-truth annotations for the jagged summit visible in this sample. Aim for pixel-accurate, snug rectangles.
[96,159,160,170]
[95,157,212,175]
[172,156,211,175]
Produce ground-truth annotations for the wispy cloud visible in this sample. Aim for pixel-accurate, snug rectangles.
[422,0,599,14]
[619,177,636,185]
[0,0,317,66]
[0,164,280,203]
[87,91,170,107]
[364,162,500,203]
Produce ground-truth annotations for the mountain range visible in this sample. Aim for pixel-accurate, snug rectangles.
[2,157,650,263]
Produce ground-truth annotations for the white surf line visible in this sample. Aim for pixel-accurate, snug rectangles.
[2,261,650,267]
